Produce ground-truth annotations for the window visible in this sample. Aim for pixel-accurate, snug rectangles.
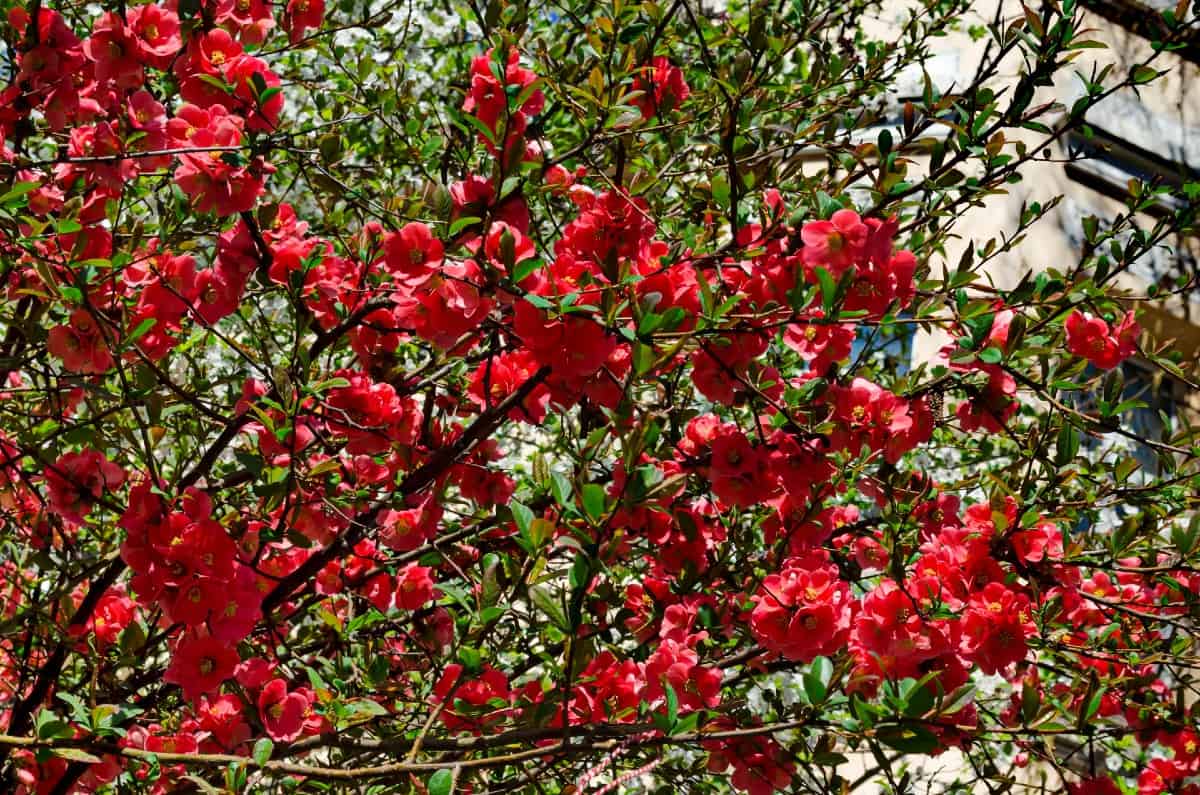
[849,318,914,376]
[1059,197,1195,288]
[1063,92,1199,217]
[1079,0,1200,64]
[1068,359,1183,476]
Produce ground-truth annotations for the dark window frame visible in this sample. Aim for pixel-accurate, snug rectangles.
[1080,0,1200,65]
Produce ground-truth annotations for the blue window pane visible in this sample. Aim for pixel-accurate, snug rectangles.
[1068,361,1177,476]
[849,321,913,375]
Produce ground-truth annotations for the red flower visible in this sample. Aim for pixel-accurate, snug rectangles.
[704,718,795,795]
[783,311,855,372]
[325,371,419,454]
[164,633,240,703]
[283,0,325,43]
[224,55,285,132]
[462,47,543,146]
[1065,310,1139,370]
[644,638,722,711]
[171,104,272,217]
[707,427,774,508]
[432,663,513,733]
[751,557,854,662]
[258,678,311,742]
[44,448,126,525]
[513,301,615,382]
[128,3,181,68]
[468,349,551,424]
[1067,777,1123,795]
[198,694,252,751]
[82,12,144,89]
[394,563,437,610]
[1010,520,1064,565]
[72,587,134,648]
[960,582,1034,675]
[801,209,869,275]
[382,221,444,284]
[632,57,690,119]
[47,309,114,374]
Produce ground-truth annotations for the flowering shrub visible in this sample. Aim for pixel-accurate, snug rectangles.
[1,0,1199,792]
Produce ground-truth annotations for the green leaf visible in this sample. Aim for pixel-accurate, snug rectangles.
[711,174,730,207]
[511,501,534,537]
[529,584,569,631]
[581,483,606,521]
[549,472,573,509]
[815,267,838,313]
[35,710,70,740]
[448,215,481,237]
[877,724,939,754]
[195,73,234,95]
[1132,65,1159,84]
[461,111,498,144]
[428,769,455,795]
[803,656,833,703]
[977,346,1002,364]
[569,555,591,590]
[57,692,90,725]
[1055,422,1080,466]
[664,682,679,729]
[0,181,39,207]
[512,256,543,283]
[632,342,656,375]
[126,317,157,344]
[52,748,103,764]
[253,737,274,766]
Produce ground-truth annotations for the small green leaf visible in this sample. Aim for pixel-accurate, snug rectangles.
[977,346,1002,364]
[253,737,274,766]
[803,656,833,703]
[569,555,591,590]
[581,483,606,521]
[52,748,103,764]
[549,472,573,509]
[428,768,455,795]
[529,585,569,631]
[877,724,939,754]
[511,501,534,536]
[448,215,482,237]
[1132,65,1159,84]
[126,317,157,344]
[1055,422,1080,466]
[665,682,679,729]
[0,181,39,207]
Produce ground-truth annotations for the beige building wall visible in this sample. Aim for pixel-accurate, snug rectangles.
[817,1,1198,790]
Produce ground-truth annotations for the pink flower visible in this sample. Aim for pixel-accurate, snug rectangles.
[283,0,325,43]
[164,633,240,703]
[258,678,311,742]
[1065,310,1139,370]
[47,309,115,374]
[801,209,869,275]
[394,563,438,610]
[128,3,181,67]
[44,449,126,524]
[632,57,690,119]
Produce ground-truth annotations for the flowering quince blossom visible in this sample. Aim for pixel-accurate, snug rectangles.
[1065,309,1141,369]
[1,3,1199,795]
[44,448,126,525]
[631,56,690,119]
[750,555,854,662]
[258,678,311,742]
[47,309,115,374]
